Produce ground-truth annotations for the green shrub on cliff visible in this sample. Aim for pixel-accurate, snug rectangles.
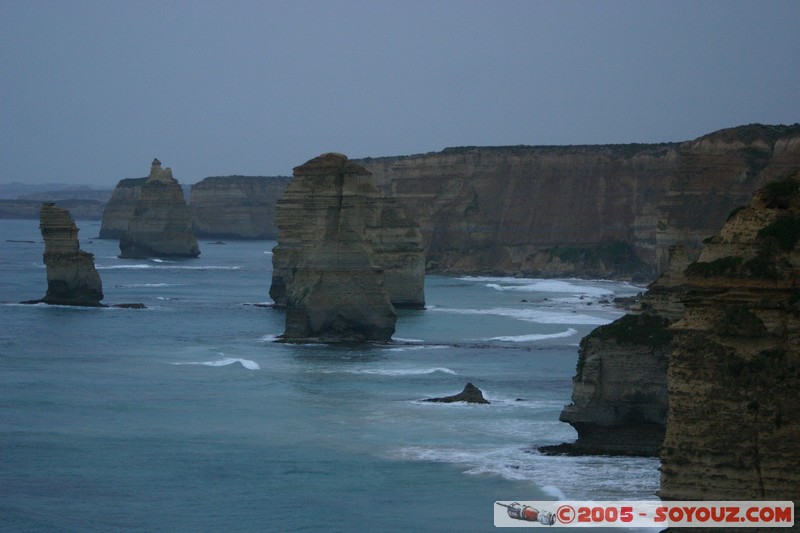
[685,256,742,277]
[758,216,800,251]
[589,313,673,348]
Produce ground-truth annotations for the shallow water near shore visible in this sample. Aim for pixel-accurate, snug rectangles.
[1,219,659,531]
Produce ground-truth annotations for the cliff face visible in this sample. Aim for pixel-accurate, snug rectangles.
[360,124,800,278]
[37,203,103,306]
[660,174,800,501]
[119,160,200,259]
[189,176,291,239]
[99,177,146,238]
[548,246,691,456]
[271,154,400,342]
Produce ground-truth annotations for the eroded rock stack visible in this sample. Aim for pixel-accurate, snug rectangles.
[660,175,800,501]
[99,177,146,239]
[119,159,200,258]
[546,246,691,456]
[37,203,103,306]
[271,153,419,341]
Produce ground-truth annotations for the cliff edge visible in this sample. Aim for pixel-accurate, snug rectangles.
[660,173,800,501]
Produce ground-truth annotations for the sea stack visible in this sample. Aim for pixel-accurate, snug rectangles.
[99,176,146,239]
[119,159,199,258]
[270,153,401,342]
[660,174,800,501]
[37,203,104,306]
[270,155,425,310]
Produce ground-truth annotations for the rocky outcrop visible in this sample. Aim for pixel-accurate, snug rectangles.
[119,160,200,258]
[543,245,693,456]
[271,154,403,342]
[34,203,103,306]
[99,177,146,238]
[270,155,425,310]
[423,383,490,404]
[660,174,800,501]
[189,176,291,239]
[360,124,800,279]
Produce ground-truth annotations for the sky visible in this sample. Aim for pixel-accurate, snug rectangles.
[2,0,799,187]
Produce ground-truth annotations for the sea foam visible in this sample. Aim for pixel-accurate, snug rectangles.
[488,328,578,342]
[172,356,260,370]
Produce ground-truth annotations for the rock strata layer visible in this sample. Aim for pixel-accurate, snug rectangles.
[660,174,800,501]
[360,124,800,278]
[119,159,200,258]
[36,203,104,306]
[272,153,408,342]
[270,154,425,311]
[189,176,291,239]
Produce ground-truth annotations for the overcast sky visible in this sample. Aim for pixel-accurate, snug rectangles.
[2,0,799,187]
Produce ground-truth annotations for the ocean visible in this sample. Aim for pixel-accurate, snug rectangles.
[0,218,660,532]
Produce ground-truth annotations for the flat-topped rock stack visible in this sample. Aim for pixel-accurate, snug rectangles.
[270,153,424,342]
[119,159,200,258]
[37,203,104,306]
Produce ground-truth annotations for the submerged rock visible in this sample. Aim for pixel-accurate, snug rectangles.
[119,159,200,258]
[272,153,399,342]
[423,383,490,404]
[34,203,104,306]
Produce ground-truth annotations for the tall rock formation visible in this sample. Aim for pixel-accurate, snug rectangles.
[270,155,425,310]
[99,177,146,238]
[119,159,200,258]
[189,176,291,239]
[271,153,409,342]
[545,246,692,457]
[37,203,103,306]
[360,124,800,278]
[660,174,800,501]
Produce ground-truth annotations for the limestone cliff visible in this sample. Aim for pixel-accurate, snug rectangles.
[119,160,200,258]
[272,154,400,342]
[270,155,425,310]
[189,176,291,239]
[99,177,146,238]
[545,246,691,456]
[36,203,103,306]
[360,124,800,279]
[660,174,800,501]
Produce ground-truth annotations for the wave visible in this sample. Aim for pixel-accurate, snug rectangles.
[171,356,260,370]
[392,337,425,343]
[490,281,613,297]
[391,445,659,500]
[487,328,578,342]
[385,345,449,352]
[323,367,457,376]
[116,283,174,288]
[97,264,241,271]
[260,334,280,342]
[430,306,614,326]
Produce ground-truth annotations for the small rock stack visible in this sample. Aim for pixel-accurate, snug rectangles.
[38,203,104,306]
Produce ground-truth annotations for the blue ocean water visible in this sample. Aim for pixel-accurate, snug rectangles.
[0,219,659,532]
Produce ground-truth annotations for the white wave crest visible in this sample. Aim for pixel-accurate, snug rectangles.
[488,328,578,342]
[431,306,614,325]
[325,367,457,376]
[172,356,260,370]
